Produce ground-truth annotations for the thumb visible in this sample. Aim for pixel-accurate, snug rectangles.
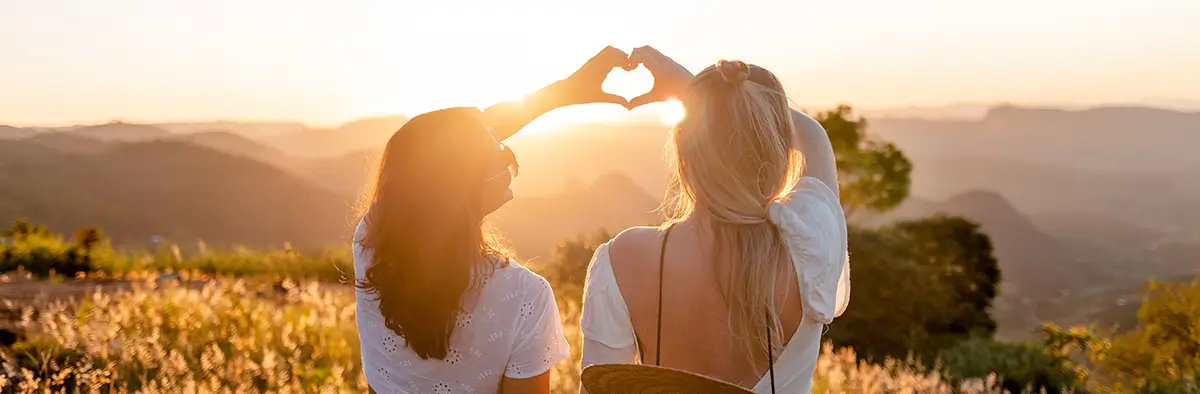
[596,93,629,107]
[627,92,661,109]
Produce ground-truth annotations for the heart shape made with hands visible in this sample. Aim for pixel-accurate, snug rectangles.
[600,64,655,108]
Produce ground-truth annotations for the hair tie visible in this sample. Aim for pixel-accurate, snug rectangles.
[716,60,751,84]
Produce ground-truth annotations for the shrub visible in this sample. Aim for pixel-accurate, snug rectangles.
[1,279,366,393]
[938,336,1088,393]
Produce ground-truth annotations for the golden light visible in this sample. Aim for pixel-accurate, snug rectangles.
[660,99,686,125]
[601,66,655,105]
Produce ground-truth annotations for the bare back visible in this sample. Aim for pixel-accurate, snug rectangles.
[607,220,805,389]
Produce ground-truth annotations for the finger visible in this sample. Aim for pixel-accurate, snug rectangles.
[595,46,630,69]
[628,46,650,66]
[630,47,663,74]
[603,45,629,60]
[630,46,665,63]
[621,58,637,71]
[595,93,629,107]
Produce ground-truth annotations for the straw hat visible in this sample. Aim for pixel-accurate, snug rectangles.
[581,364,755,394]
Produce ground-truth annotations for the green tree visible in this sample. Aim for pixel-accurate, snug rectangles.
[938,325,1091,394]
[74,226,104,252]
[73,226,105,269]
[813,105,913,217]
[2,218,52,239]
[535,230,613,297]
[829,215,1001,363]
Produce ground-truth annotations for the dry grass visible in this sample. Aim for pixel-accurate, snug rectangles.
[1,277,996,394]
[1,278,365,393]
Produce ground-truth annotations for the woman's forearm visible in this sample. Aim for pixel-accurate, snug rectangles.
[790,109,840,197]
[481,80,571,141]
[482,47,631,141]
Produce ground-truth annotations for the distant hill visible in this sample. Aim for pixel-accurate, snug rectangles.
[167,131,295,169]
[0,126,655,253]
[505,121,673,197]
[858,188,1200,339]
[860,103,995,120]
[862,190,1132,338]
[4,103,1195,262]
[63,122,172,142]
[1,122,173,143]
[869,106,1200,235]
[0,126,34,140]
[868,190,1110,301]
[901,155,1200,234]
[154,121,307,139]
[22,133,115,154]
[870,105,1200,171]
[268,115,408,158]
[0,139,354,249]
[159,132,379,197]
[13,129,375,198]
[1030,212,1167,255]
[488,172,661,259]
[1037,271,1200,337]
[292,149,381,199]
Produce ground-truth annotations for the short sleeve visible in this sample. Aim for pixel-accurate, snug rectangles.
[505,275,570,379]
[770,176,850,324]
[579,243,639,368]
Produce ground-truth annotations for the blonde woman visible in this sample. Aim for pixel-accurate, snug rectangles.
[579,47,850,393]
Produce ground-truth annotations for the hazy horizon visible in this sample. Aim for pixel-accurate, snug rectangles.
[9,100,1200,131]
[4,0,1200,127]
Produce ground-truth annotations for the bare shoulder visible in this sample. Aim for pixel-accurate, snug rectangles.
[609,226,668,278]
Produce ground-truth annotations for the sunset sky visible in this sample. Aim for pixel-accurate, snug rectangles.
[2,0,1199,127]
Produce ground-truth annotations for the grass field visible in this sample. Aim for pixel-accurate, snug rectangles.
[0,273,997,393]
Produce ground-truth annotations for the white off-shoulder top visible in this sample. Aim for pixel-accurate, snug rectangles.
[579,177,850,393]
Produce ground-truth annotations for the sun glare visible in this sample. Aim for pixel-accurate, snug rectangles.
[660,100,685,126]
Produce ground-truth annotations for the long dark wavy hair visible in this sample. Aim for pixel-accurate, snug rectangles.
[355,107,513,360]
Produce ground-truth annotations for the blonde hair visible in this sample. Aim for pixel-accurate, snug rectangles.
[662,60,801,363]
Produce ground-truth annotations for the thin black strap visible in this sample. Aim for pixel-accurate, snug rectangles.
[654,225,673,366]
[654,224,774,394]
[766,311,776,394]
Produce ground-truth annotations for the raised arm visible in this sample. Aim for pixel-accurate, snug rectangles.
[482,46,632,141]
[789,110,839,197]
[626,46,839,196]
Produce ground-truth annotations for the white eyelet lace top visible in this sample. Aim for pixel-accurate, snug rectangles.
[354,220,570,394]
[579,177,851,393]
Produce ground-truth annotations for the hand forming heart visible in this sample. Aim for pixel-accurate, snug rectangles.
[559,46,696,110]
[625,46,695,109]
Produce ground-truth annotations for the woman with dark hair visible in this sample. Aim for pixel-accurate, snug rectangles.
[354,47,633,394]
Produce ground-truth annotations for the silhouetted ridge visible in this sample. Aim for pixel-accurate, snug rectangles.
[169,130,293,168]
[983,105,1200,125]
[489,172,659,258]
[270,115,408,157]
[0,139,353,248]
[66,122,171,142]
[585,172,649,196]
[23,133,113,154]
[870,190,1100,302]
[0,125,33,139]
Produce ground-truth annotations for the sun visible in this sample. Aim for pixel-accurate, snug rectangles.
[660,100,686,126]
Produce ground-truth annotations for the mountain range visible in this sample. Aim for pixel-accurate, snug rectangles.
[0,138,352,248]
[2,104,1198,337]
